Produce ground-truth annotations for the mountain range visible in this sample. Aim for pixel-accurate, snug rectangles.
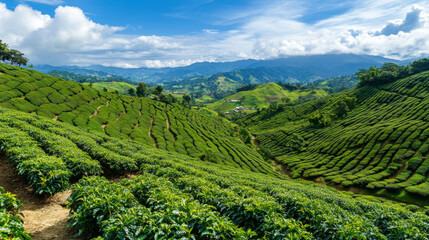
[35,54,405,84]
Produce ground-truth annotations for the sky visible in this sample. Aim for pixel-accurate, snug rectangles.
[0,0,428,68]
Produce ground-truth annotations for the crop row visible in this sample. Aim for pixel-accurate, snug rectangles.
[0,187,30,239]
[0,63,269,174]
[249,71,429,198]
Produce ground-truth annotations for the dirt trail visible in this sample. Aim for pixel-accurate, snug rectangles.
[115,110,126,123]
[0,155,78,240]
[52,115,59,121]
[90,100,109,118]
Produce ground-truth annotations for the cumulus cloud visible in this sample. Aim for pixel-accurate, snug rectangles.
[232,2,429,60]
[377,6,424,36]
[0,3,190,67]
[0,1,429,67]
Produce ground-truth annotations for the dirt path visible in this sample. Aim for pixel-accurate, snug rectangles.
[52,115,59,121]
[115,110,126,123]
[166,117,170,129]
[0,155,77,240]
[90,100,109,118]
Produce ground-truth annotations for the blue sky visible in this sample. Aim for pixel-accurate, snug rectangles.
[0,0,428,67]
[3,0,353,35]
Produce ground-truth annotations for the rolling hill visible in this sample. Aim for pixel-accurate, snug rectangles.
[0,63,274,175]
[206,82,328,112]
[240,68,429,203]
[1,105,428,239]
[0,62,429,239]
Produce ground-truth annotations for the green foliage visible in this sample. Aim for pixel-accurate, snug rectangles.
[0,187,31,240]
[0,103,428,239]
[0,63,271,174]
[135,82,148,97]
[308,95,356,127]
[239,127,252,144]
[207,82,328,113]
[356,59,429,87]
[0,39,28,67]
[243,64,429,201]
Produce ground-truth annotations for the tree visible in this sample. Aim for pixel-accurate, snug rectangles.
[280,97,291,105]
[154,85,163,96]
[158,94,166,102]
[89,82,93,87]
[0,39,28,66]
[411,58,429,74]
[9,49,28,67]
[164,94,177,104]
[128,88,135,96]
[136,82,148,97]
[239,128,252,144]
[103,87,108,92]
[182,95,191,108]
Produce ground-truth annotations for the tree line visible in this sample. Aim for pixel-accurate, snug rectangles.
[357,58,429,87]
[0,40,28,67]
[127,82,192,108]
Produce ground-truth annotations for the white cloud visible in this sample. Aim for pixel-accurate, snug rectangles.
[0,1,429,67]
[377,5,424,36]
[224,1,429,60]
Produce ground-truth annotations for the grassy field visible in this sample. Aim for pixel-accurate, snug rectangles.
[0,63,273,175]
[207,82,328,112]
[82,81,136,94]
[240,70,429,203]
[0,106,428,239]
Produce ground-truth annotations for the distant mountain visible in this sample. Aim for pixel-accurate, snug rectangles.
[34,54,404,84]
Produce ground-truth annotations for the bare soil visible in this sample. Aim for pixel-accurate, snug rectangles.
[0,155,78,240]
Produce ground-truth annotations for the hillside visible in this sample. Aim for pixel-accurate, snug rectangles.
[0,106,428,239]
[240,70,429,203]
[0,63,273,175]
[82,81,136,95]
[206,82,328,112]
[163,73,242,99]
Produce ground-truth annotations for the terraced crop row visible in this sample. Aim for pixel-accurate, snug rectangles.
[246,70,429,200]
[67,140,429,239]
[0,63,272,174]
[1,104,429,239]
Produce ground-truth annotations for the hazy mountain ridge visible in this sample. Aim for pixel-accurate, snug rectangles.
[35,54,404,84]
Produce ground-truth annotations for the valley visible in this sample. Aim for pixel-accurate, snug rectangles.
[1,59,429,239]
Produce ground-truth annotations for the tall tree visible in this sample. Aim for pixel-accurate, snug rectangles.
[154,85,163,96]
[128,88,135,96]
[0,39,28,66]
[136,82,148,97]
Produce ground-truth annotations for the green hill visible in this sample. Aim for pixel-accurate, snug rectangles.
[240,69,429,203]
[1,105,428,239]
[0,63,273,175]
[164,74,242,99]
[82,81,136,95]
[207,82,328,112]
